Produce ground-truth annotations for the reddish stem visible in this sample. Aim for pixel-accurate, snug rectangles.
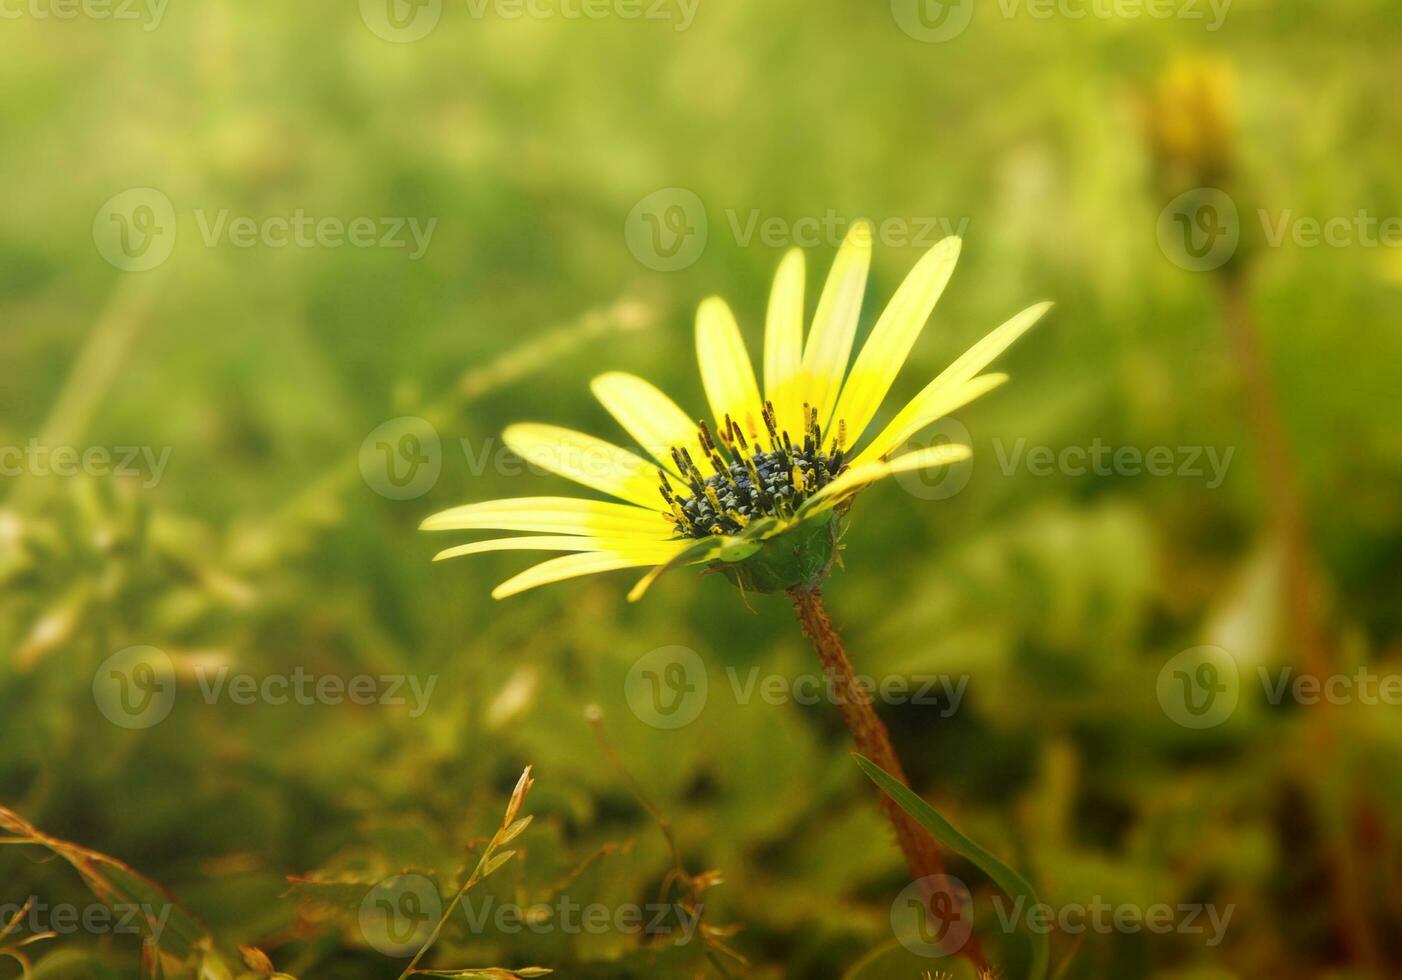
[788,585,986,969]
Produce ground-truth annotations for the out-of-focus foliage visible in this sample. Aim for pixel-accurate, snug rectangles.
[2,1,1400,978]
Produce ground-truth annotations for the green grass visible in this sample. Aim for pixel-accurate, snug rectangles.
[2,2,1402,977]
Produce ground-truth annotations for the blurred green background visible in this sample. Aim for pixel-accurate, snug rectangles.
[2,1,1400,977]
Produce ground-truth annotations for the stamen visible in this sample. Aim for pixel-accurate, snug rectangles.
[698,420,717,452]
[660,413,850,539]
[727,414,749,452]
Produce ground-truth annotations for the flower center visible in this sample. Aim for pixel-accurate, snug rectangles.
[659,401,847,539]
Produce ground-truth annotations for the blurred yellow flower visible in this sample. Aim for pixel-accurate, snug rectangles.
[1142,55,1237,187]
[423,222,1049,600]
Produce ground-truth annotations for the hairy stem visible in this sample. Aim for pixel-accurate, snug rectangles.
[787,585,985,966]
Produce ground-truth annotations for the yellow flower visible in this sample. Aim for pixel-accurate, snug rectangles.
[423,222,1050,601]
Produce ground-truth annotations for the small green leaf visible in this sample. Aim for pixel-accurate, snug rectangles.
[479,849,516,879]
[497,815,533,847]
[854,755,1048,980]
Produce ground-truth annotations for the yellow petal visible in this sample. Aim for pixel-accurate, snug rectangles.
[432,535,615,562]
[801,443,973,514]
[763,248,806,437]
[503,423,663,509]
[851,373,1009,469]
[852,300,1051,466]
[830,236,961,447]
[934,301,1052,387]
[625,536,729,601]
[492,549,685,600]
[437,533,684,566]
[801,221,872,432]
[696,296,764,438]
[421,496,672,536]
[590,372,701,474]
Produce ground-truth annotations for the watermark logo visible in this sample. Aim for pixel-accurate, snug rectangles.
[624,188,708,272]
[360,0,442,42]
[891,875,974,958]
[360,417,442,500]
[359,873,442,957]
[93,188,177,272]
[894,419,975,501]
[625,645,707,729]
[1157,645,1239,729]
[890,0,974,43]
[93,646,177,729]
[1157,187,1240,272]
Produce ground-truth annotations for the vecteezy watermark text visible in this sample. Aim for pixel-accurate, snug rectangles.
[1,442,171,488]
[93,188,438,272]
[94,647,438,729]
[990,895,1234,946]
[891,874,1233,959]
[724,667,967,714]
[193,665,437,718]
[356,873,701,959]
[1158,645,1402,729]
[993,438,1234,488]
[1159,189,1402,272]
[359,0,697,43]
[623,189,968,272]
[993,0,1230,31]
[623,646,970,729]
[0,0,168,30]
[192,209,436,259]
[463,0,697,29]
[372,418,1237,503]
[890,0,1230,44]
[725,209,967,250]
[459,894,701,942]
[1258,665,1402,707]
[1258,209,1402,250]
[0,898,173,941]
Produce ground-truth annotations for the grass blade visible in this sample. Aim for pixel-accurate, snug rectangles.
[854,755,1048,980]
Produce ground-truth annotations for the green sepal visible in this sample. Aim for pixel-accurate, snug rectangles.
[712,512,841,593]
